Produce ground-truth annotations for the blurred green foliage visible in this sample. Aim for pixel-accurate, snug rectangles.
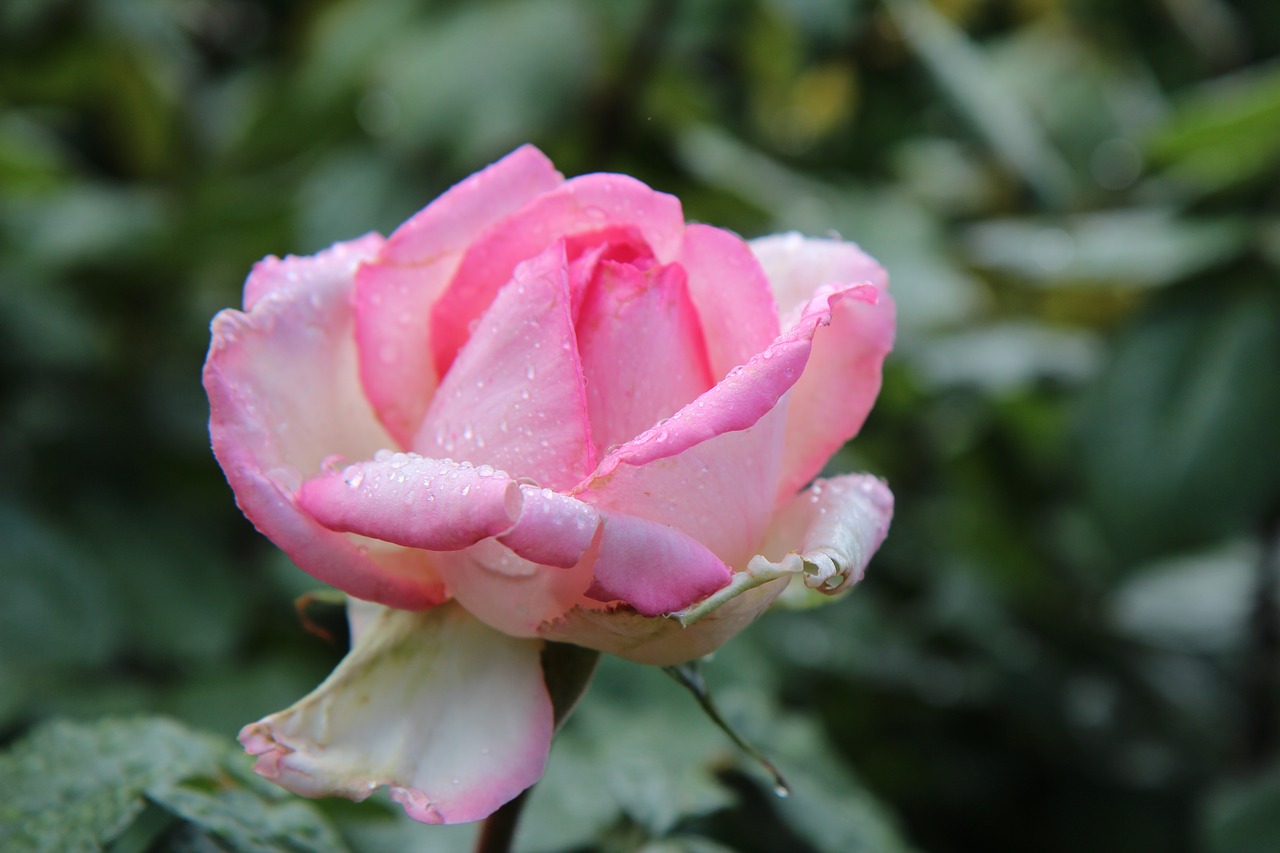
[2,0,1279,851]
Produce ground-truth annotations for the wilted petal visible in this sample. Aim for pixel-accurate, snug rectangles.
[749,473,893,595]
[204,235,443,609]
[540,577,789,667]
[239,603,552,825]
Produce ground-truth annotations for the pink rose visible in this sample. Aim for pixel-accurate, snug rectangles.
[204,146,894,825]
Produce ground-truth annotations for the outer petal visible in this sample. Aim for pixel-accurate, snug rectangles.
[429,173,686,376]
[356,145,564,446]
[540,577,790,667]
[203,236,443,609]
[298,454,600,570]
[678,224,781,379]
[775,284,896,502]
[748,473,893,595]
[584,511,732,617]
[239,603,551,825]
[749,232,888,318]
[577,260,713,452]
[414,242,595,490]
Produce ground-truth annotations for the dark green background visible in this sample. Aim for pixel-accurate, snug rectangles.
[3,1,1279,851]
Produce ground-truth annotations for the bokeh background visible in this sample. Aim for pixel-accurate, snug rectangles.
[3,0,1280,851]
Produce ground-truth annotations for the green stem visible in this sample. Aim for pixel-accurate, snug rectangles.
[664,662,791,797]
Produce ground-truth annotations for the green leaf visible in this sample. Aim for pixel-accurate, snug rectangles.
[0,717,222,853]
[1080,283,1280,560]
[148,781,347,853]
[1148,63,1280,192]
[1203,764,1280,853]
[961,208,1247,288]
[883,0,1074,204]
[0,716,345,853]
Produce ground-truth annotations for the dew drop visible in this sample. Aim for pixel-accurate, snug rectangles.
[342,466,365,488]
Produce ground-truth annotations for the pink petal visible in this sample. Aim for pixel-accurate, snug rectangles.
[297,455,600,571]
[775,284,896,502]
[498,484,601,569]
[434,537,598,638]
[583,511,732,617]
[355,146,564,446]
[297,453,521,551]
[577,259,714,452]
[240,603,552,825]
[383,145,563,266]
[750,473,893,595]
[749,232,888,318]
[203,236,443,609]
[429,173,686,377]
[574,290,854,567]
[678,224,781,379]
[414,242,595,491]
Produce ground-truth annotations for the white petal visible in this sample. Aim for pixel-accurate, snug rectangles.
[239,603,552,825]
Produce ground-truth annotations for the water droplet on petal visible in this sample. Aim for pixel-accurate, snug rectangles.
[342,466,365,488]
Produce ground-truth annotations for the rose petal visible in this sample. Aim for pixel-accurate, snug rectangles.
[576,287,851,566]
[678,223,781,379]
[414,242,595,490]
[204,235,443,609]
[748,473,893,595]
[239,603,552,825]
[749,232,888,318]
[356,145,564,446]
[297,452,520,551]
[775,284,896,502]
[429,173,686,376]
[577,259,713,452]
[497,484,601,569]
[298,455,600,572]
[583,511,732,617]
[435,536,598,638]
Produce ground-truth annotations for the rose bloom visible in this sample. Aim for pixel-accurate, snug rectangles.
[204,146,894,825]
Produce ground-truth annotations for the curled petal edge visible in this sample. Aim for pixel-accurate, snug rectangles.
[672,473,893,626]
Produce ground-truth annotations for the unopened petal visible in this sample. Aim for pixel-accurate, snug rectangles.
[429,173,686,376]
[356,145,564,445]
[415,242,595,490]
